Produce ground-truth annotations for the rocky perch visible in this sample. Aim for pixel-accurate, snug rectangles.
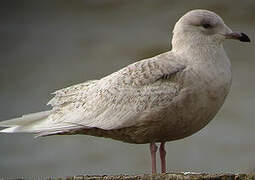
[43,173,255,180]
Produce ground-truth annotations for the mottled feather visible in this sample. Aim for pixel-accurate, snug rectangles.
[44,52,186,135]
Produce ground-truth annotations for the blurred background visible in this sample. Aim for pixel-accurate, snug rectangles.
[0,0,254,178]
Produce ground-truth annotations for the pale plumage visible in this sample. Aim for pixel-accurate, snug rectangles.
[0,9,250,173]
[1,52,186,138]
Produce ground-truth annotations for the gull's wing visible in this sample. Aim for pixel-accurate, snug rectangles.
[45,52,186,133]
[0,52,185,135]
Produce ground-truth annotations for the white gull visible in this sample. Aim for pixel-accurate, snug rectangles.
[0,9,250,173]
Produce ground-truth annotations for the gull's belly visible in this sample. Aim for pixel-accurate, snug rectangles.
[147,70,231,143]
[161,85,229,142]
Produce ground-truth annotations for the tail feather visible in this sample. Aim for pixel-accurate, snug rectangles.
[0,126,19,133]
[0,111,86,136]
[0,111,51,133]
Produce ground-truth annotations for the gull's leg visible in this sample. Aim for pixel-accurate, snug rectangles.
[159,142,166,173]
[150,142,158,174]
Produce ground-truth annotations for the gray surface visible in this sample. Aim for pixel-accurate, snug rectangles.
[0,0,254,178]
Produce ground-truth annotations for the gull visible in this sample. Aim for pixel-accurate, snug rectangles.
[0,9,250,174]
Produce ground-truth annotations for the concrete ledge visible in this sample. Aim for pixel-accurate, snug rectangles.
[44,173,255,180]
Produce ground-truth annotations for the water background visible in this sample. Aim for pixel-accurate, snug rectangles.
[0,0,255,178]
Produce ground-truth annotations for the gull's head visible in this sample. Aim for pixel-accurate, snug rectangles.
[172,9,250,50]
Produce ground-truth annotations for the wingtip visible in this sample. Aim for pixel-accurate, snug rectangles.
[0,126,18,133]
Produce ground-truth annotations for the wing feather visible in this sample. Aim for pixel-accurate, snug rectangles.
[44,52,186,134]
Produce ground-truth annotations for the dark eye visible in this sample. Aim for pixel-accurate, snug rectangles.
[202,23,212,29]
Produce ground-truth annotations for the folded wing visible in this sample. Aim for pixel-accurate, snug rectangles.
[0,52,186,136]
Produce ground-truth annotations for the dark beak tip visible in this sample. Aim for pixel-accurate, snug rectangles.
[240,32,251,42]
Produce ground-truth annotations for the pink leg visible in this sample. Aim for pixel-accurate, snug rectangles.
[150,142,158,174]
[159,142,166,173]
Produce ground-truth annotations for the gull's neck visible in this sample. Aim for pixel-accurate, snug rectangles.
[171,32,232,93]
[171,33,227,65]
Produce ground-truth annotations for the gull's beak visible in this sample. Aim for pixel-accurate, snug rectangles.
[224,32,251,42]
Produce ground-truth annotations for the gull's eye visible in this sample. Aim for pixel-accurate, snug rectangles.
[202,23,212,29]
